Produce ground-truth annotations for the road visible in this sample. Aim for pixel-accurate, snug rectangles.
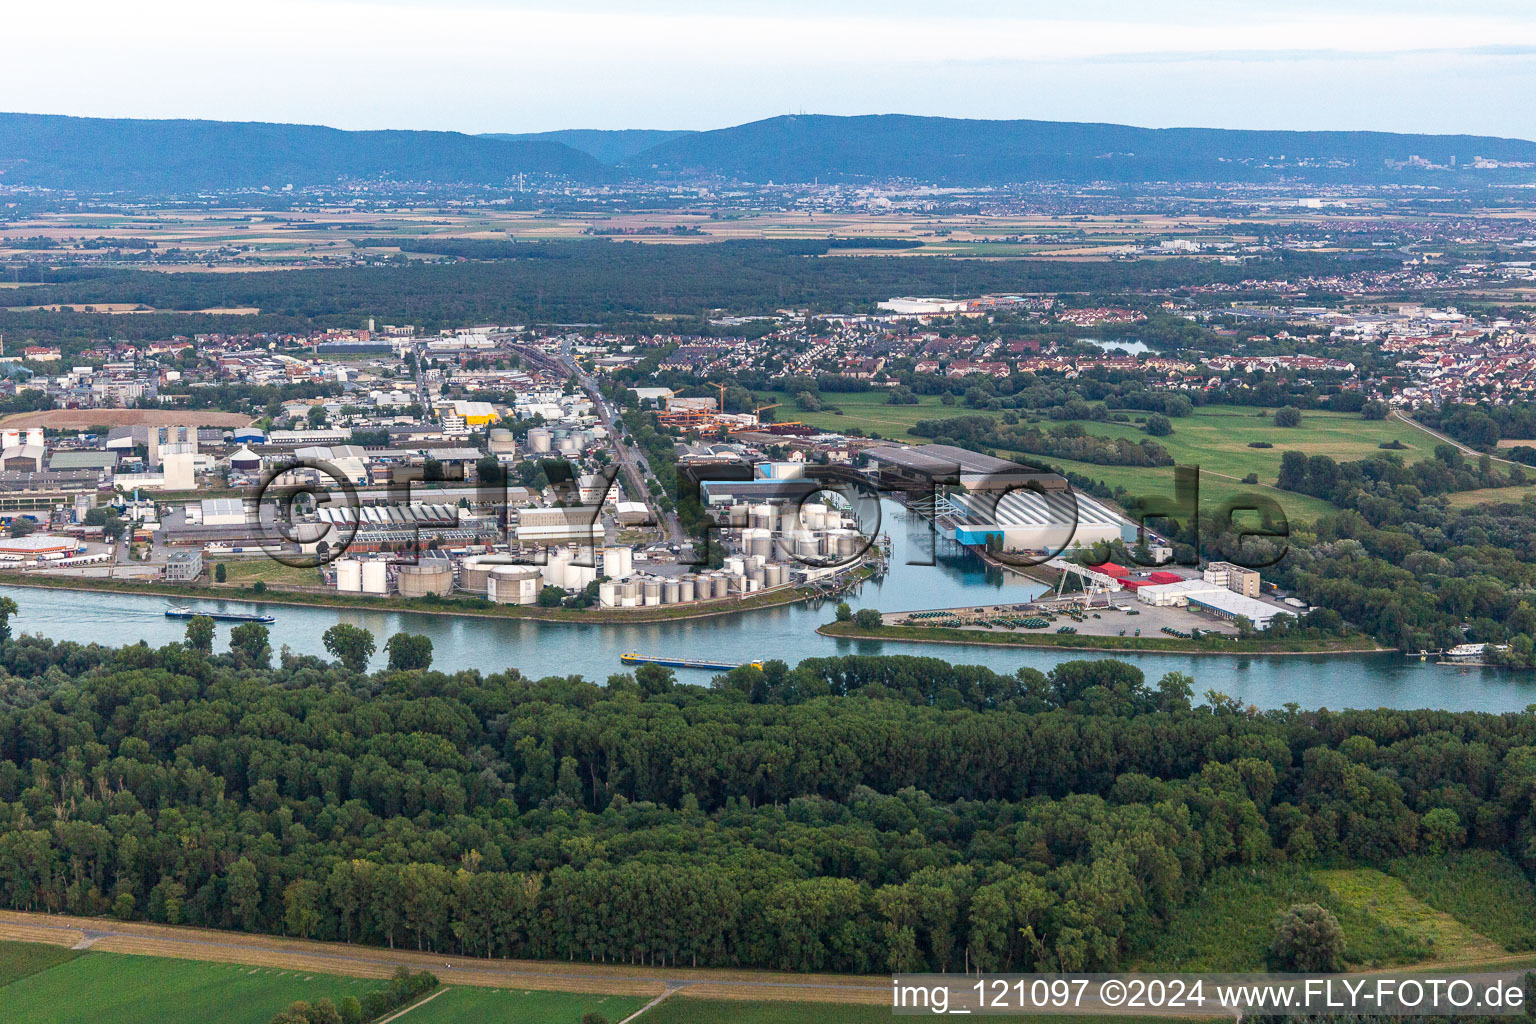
[0,910,888,1005]
[1393,409,1523,469]
[515,336,684,546]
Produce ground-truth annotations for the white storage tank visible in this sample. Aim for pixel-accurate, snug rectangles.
[642,578,661,606]
[488,565,541,605]
[599,580,618,608]
[725,556,746,576]
[602,546,633,579]
[527,428,552,453]
[335,559,361,593]
[663,580,680,603]
[398,562,454,598]
[361,560,388,595]
[765,563,785,588]
[459,555,497,594]
[678,575,696,603]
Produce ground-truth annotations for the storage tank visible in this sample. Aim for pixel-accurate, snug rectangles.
[765,563,785,588]
[335,559,361,593]
[713,574,730,599]
[526,428,552,453]
[619,579,641,607]
[487,565,541,605]
[599,580,618,608]
[725,556,745,576]
[459,555,498,594]
[750,566,766,587]
[663,580,680,604]
[557,436,581,455]
[728,574,747,594]
[744,528,773,559]
[602,546,633,579]
[398,562,453,598]
[361,560,388,595]
[642,578,661,606]
[678,575,696,603]
[749,504,774,530]
[800,503,828,531]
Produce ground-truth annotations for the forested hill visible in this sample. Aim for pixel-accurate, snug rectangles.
[0,113,607,192]
[7,111,1536,192]
[623,114,1536,184]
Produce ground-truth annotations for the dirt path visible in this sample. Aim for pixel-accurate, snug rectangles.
[0,910,888,1005]
[375,986,450,1023]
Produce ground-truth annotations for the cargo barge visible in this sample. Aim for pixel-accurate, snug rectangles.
[620,652,761,672]
[165,607,276,625]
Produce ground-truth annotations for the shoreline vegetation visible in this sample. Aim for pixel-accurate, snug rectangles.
[0,568,871,625]
[817,619,1392,656]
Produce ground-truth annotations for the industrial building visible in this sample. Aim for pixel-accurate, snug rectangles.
[941,487,1128,553]
[1186,590,1292,630]
[1204,561,1262,598]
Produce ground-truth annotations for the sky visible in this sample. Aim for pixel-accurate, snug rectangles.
[9,0,1536,139]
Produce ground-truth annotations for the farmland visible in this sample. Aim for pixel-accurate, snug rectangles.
[400,986,650,1023]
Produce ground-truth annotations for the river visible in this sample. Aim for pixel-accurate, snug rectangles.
[4,506,1532,712]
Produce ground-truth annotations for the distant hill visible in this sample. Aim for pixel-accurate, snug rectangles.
[0,113,606,192]
[483,129,694,165]
[5,111,1536,192]
[623,113,1536,184]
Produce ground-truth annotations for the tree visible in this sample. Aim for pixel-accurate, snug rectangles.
[229,622,271,669]
[184,614,215,654]
[1269,903,1344,972]
[323,623,376,673]
[284,879,323,939]
[634,662,675,696]
[854,608,883,630]
[386,632,433,671]
[1144,413,1173,437]
[1274,406,1303,428]
[215,562,227,583]
[8,518,37,538]
[0,595,17,645]
[835,601,853,622]
[537,586,565,608]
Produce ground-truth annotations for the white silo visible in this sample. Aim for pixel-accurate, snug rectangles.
[663,580,680,603]
[678,575,696,603]
[602,546,633,579]
[527,428,552,453]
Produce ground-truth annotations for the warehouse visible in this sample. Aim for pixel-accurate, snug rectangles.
[1187,590,1293,630]
[864,443,1064,492]
[943,487,1129,552]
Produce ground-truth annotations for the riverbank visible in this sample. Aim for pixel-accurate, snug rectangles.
[817,620,1389,656]
[0,567,871,626]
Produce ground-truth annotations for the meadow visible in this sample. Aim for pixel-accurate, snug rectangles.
[400,985,651,1023]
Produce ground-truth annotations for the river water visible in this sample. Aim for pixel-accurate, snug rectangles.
[5,506,1533,712]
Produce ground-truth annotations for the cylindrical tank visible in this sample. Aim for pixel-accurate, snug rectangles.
[526,428,552,453]
[620,579,641,607]
[750,566,765,587]
[602,546,633,579]
[725,556,745,576]
[335,559,361,592]
[765,563,785,588]
[801,503,828,531]
[569,563,596,589]
[398,562,453,598]
[678,575,696,603]
[459,555,497,594]
[663,580,680,604]
[744,528,772,559]
[487,565,541,605]
[557,436,581,455]
[599,580,618,607]
[642,578,661,606]
[749,504,773,530]
[728,574,747,594]
[361,560,388,595]
[713,574,730,599]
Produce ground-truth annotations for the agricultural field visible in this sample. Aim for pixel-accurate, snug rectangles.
[0,941,77,988]
[211,558,324,588]
[0,949,376,1024]
[643,997,895,1024]
[763,389,985,440]
[1312,868,1505,965]
[401,986,650,1023]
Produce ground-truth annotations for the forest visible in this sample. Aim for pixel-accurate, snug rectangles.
[0,622,1534,976]
[1,244,1393,334]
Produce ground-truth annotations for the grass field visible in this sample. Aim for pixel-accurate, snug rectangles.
[0,941,77,988]
[643,997,896,1024]
[401,986,650,1023]
[0,951,376,1024]
[211,559,323,588]
[1144,865,1438,971]
[1387,850,1536,952]
[768,396,1446,526]
[1443,483,1536,508]
[1313,867,1506,964]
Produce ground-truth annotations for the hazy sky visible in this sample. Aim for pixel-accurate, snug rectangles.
[10,0,1536,138]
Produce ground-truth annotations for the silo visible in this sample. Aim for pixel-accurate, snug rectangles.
[663,580,680,604]
[750,504,774,530]
[542,548,571,589]
[728,574,747,594]
[335,559,362,592]
[361,560,388,595]
[750,566,766,587]
[713,574,730,599]
[801,503,828,531]
[642,578,661,606]
[527,428,552,453]
[678,575,696,603]
[725,556,745,576]
[557,436,581,455]
[765,563,785,588]
[398,562,453,598]
[488,565,541,605]
[620,579,641,607]
[728,504,748,528]
[599,580,618,607]
[569,563,597,589]
[748,529,773,559]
